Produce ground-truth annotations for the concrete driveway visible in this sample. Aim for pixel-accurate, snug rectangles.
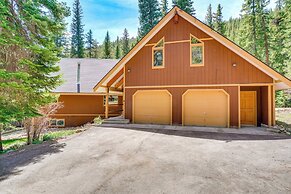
[0,126,291,194]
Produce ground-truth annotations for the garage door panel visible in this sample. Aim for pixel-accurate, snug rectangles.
[133,90,172,125]
[183,90,229,127]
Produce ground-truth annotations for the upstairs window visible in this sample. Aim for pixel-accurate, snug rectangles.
[152,38,165,69]
[190,34,204,66]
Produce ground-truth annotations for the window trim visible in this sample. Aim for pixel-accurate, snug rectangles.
[103,95,119,106]
[190,34,204,67]
[152,37,165,69]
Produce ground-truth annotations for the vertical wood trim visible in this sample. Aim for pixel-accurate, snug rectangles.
[238,86,241,128]
[123,66,126,118]
[268,85,272,126]
[272,85,276,126]
[105,87,109,119]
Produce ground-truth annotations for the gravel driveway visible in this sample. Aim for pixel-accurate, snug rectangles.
[0,126,291,194]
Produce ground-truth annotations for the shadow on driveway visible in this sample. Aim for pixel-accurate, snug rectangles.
[0,141,65,182]
[117,127,291,142]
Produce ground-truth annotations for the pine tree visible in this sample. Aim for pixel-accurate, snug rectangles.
[70,0,85,58]
[103,31,111,59]
[205,4,213,28]
[122,28,130,56]
[0,0,69,150]
[138,0,161,38]
[92,39,99,58]
[161,0,169,16]
[213,4,225,34]
[172,0,195,15]
[115,36,121,59]
[86,30,93,58]
[240,0,258,56]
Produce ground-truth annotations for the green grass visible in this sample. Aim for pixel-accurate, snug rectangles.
[1,137,27,154]
[276,109,291,135]
[42,130,76,141]
[1,129,78,154]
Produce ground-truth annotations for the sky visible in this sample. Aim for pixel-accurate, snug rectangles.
[62,0,276,43]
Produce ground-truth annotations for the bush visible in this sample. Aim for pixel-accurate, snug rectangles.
[94,116,103,124]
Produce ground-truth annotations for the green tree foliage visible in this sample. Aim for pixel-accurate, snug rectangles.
[86,30,94,58]
[172,0,195,15]
[103,31,111,59]
[122,28,130,56]
[138,0,161,38]
[161,0,169,16]
[224,0,290,107]
[213,4,225,34]
[0,0,69,150]
[115,36,121,59]
[70,0,85,58]
[92,39,99,58]
[205,4,213,28]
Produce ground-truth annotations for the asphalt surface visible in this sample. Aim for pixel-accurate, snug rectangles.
[0,126,291,194]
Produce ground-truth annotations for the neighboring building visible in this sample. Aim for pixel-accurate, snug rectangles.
[51,58,122,127]
[94,6,291,128]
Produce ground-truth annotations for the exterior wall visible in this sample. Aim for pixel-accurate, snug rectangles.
[124,17,273,87]
[125,86,239,127]
[123,16,275,127]
[53,94,123,127]
[53,95,105,127]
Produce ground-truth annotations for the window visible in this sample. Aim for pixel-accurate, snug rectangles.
[190,34,204,66]
[152,38,165,68]
[49,119,65,127]
[103,95,119,106]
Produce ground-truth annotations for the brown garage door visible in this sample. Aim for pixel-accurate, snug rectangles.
[183,89,229,127]
[133,90,172,125]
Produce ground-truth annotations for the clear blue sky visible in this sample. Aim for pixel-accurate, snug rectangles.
[62,0,276,43]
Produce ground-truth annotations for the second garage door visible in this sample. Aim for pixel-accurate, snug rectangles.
[183,89,229,127]
[133,90,172,125]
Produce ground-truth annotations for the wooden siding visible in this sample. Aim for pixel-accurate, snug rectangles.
[53,95,123,127]
[125,86,239,127]
[124,17,273,87]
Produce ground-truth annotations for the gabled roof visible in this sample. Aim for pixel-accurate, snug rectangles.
[94,6,291,91]
[54,58,118,93]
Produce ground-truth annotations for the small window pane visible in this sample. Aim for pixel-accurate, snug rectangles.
[154,49,163,67]
[191,36,201,44]
[57,119,65,126]
[50,119,57,126]
[155,39,164,48]
[191,46,203,64]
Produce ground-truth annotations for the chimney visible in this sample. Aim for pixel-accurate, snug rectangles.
[77,61,81,93]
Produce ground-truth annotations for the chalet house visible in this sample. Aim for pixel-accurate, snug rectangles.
[51,58,122,127]
[93,6,291,128]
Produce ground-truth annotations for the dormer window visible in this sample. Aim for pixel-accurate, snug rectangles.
[152,37,165,69]
[190,34,204,67]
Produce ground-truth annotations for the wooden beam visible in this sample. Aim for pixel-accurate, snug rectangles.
[238,86,241,129]
[273,85,276,126]
[268,85,272,127]
[109,87,123,92]
[106,69,123,87]
[105,87,109,119]
[115,78,124,88]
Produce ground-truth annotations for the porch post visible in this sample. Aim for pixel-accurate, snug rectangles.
[268,85,272,127]
[238,86,241,128]
[105,87,109,119]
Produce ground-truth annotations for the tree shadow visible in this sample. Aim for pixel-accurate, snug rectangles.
[0,140,65,182]
[114,127,291,142]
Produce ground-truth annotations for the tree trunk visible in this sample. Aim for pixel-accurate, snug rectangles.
[0,124,3,152]
[262,16,269,65]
